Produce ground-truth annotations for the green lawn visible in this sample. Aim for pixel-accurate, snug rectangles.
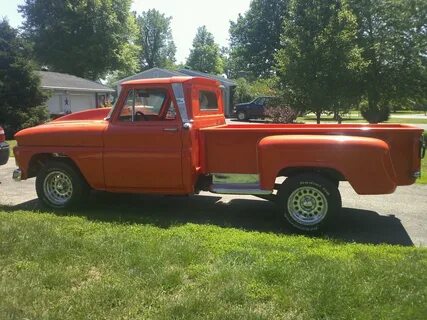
[6,140,16,157]
[0,210,426,320]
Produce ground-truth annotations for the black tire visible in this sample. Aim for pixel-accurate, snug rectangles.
[277,173,341,232]
[36,160,89,209]
[237,111,247,121]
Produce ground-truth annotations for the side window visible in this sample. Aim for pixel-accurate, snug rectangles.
[119,88,167,121]
[199,90,218,111]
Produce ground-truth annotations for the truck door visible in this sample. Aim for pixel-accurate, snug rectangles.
[103,86,183,191]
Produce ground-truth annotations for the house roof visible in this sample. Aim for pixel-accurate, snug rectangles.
[178,69,236,87]
[38,71,115,93]
[117,67,236,87]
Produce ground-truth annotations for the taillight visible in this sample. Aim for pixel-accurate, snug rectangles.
[0,128,5,142]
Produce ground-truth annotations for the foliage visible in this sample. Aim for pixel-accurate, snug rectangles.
[349,0,427,113]
[275,0,365,124]
[360,101,391,123]
[229,0,288,79]
[234,77,278,104]
[186,26,223,74]
[264,98,297,123]
[0,19,49,138]
[19,0,139,80]
[137,9,176,70]
[1,210,426,319]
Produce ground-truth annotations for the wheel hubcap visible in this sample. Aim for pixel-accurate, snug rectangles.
[287,186,328,225]
[238,112,245,120]
[43,171,73,206]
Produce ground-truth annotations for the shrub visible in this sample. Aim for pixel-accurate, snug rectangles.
[360,103,390,124]
[264,97,297,123]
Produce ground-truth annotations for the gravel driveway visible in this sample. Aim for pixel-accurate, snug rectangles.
[1,158,426,246]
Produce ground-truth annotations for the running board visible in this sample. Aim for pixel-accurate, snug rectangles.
[210,173,272,195]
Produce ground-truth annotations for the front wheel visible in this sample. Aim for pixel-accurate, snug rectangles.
[237,111,247,121]
[36,160,89,209]
[277,174,341,232]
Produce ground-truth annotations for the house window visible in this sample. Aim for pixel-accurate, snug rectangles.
[199,90,218,111]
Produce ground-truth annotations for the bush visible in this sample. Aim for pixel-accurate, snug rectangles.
[2,105,50,139]
[264,97,297,123]
[360,103,390,124]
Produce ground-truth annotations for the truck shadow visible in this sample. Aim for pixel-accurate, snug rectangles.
[2,192,413,246]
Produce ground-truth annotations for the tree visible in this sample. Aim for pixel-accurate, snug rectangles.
[19,0,139,80]
[349,0,427,118]
[0,19,48,138]
[137,9,176,70]
[186,26,223,74]
[234,78,278,104]
[229,0,288,78]
[275,0,364,123]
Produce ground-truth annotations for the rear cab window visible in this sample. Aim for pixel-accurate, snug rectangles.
[199,91,218,111]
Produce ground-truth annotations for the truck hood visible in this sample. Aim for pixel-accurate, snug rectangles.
[235,102,251,109]
[15,119,108,147]
[53,108,111,122]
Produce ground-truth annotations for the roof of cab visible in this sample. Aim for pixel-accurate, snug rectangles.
[121,76,221,87]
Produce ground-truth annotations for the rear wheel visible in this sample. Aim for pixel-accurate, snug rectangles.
[36,160,89,209]
[237,111,247,121]
[277,174,341,231]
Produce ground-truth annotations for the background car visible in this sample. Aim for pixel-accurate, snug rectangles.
[234,96,275,121]
[0,126,9,165]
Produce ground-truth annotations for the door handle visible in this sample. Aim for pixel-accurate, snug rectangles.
[163,128,178,132]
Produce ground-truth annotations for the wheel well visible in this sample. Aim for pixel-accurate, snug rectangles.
[28,153,83,180]
[277,167,345,183]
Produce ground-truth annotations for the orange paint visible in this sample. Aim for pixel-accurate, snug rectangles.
[13,77,424,196]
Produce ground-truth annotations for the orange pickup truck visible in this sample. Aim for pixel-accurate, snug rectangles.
[12,77,425,231]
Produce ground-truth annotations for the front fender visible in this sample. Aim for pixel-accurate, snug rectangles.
[257,135,397,195]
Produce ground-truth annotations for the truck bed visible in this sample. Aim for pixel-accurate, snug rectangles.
[200,123,423,186]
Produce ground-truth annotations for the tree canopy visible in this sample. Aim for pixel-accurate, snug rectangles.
[0,19,48,137]
[275,0,365,123]
[229,0,288,78]
[137,9,176,70]
[186,26,223,74]
[349,0,427,111]
[19,0,139,80]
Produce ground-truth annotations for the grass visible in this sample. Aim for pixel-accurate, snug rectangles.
[299,115,427,124]
[0,209,426,320]
[6,140,16,157]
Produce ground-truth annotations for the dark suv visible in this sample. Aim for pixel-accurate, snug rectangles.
[234,96,274,121]
[0,126,9,165]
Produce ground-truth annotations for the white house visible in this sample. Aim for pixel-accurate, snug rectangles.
[38,71,115,115]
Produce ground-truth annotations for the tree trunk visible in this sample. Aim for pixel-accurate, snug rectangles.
[316,111,321,124]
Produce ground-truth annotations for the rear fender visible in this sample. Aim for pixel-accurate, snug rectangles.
[257,135,397,195]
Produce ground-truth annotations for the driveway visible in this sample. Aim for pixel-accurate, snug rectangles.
[1,159,426,246]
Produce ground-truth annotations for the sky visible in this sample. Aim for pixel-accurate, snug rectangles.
[1,0,251,63]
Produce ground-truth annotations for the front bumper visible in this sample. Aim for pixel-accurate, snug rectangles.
[0,141,9,165]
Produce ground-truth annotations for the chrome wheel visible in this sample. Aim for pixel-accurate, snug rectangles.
[287,186,328,226]
[43,171,73,206]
